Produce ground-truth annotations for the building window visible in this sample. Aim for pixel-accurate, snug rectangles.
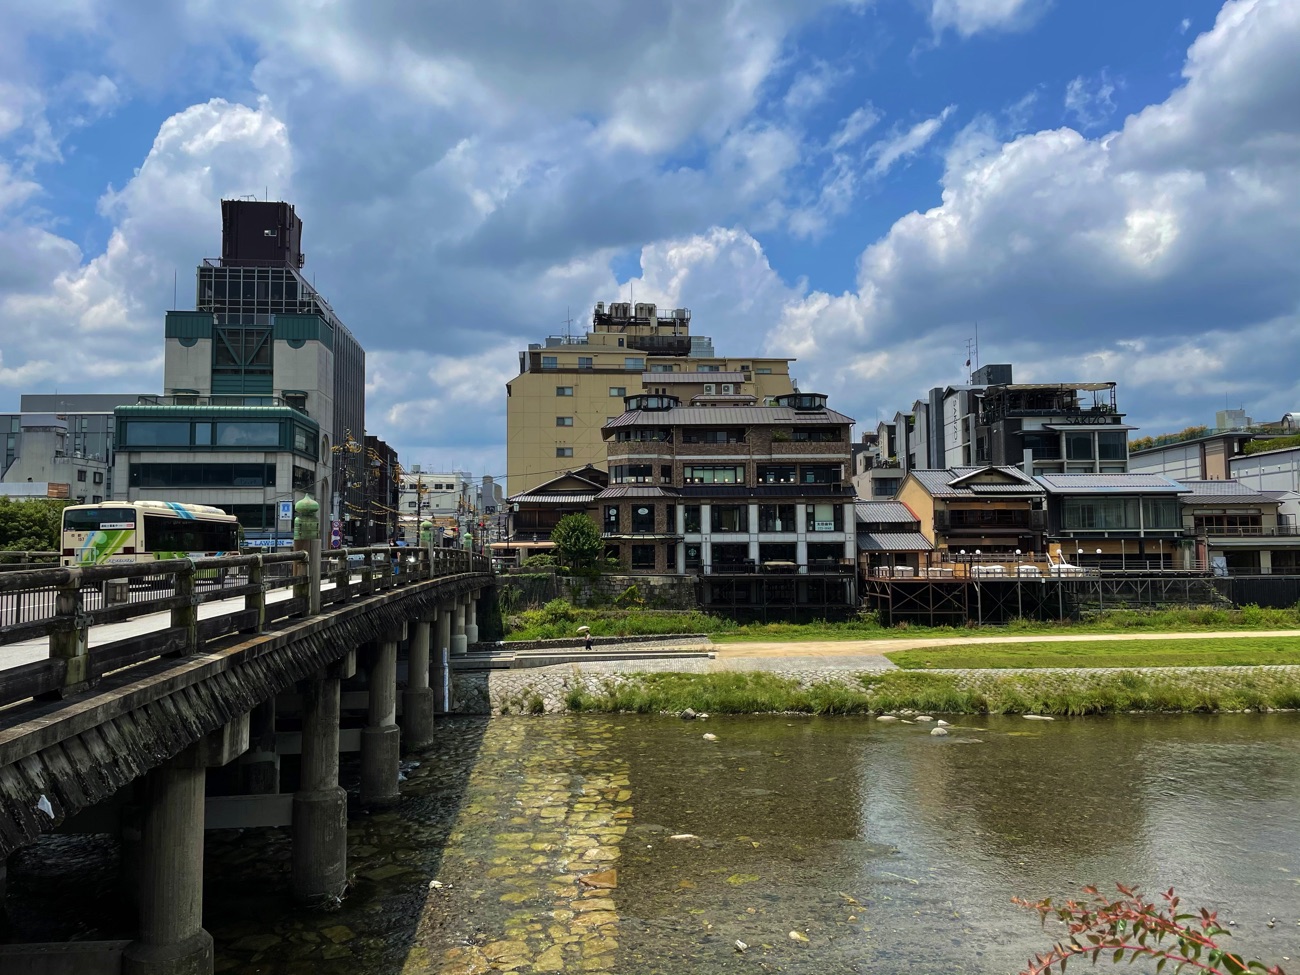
[683,465,743,485]
[685,543,702,568]
[92,471,104,484]
[215,421,282,447]
[609,387,627,397]
[711,505,748,532]
[615,428,670,442]
[1022,432,1061,460]
[122,421,191,447]
[556,447,574,458]
[805,503,843,532]
[624,357,645,370]
[631,544,656,569]
[683,505,702,532]
[681,428,745,444]
[92,495,102,504]
[611,464,654,484]
[556,386,574,396]
[799,464,840,484]
[791,428,841,442]
[1063,497,1139,531]
[1065,433,1094,461]
[556,417,574,427]
[1097,431,1127,461]
[649,364,674,373]
[1142,498,1182,529]
[760,542,796,564]
[129,462,277,488]
[757,465,796,484]
[759,504,796,532]
[194,422,213,446]
[661,464,672,482]
[541,356,558,369]
[605,505,621,532]
[77,469,87,482]
[699,364,721,373]
[631,505,655,533]
[756,367,772,375]
[293,465,314,492]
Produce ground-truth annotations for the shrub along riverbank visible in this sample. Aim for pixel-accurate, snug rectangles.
[552,668,1300,717]
[886,635,1300,670]
[503,600,1300,643]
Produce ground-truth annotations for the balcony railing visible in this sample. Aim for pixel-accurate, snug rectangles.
[1195,525,1300,538]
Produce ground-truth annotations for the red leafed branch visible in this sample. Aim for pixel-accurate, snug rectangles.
[1013,884,1286,975]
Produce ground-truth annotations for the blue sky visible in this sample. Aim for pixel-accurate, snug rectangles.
[1,0,1297,485]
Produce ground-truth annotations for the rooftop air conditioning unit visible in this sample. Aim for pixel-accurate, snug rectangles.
[704,384,715,395]
[721,384,734,394]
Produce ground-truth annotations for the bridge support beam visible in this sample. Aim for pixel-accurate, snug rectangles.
[360,631,402,807]
[238,698,279,795]
[121,750,213,975]
[293,662,350,905]
[403,615,436,750]
[450,598,468,657]
[463,592,479,647]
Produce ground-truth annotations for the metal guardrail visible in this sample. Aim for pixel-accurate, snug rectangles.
[0,545,491,710]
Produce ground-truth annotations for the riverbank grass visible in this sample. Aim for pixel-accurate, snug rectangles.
[886,635,1300,670]
[559,668,1300,716]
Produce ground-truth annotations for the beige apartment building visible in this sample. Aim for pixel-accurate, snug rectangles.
[506,301,794,493]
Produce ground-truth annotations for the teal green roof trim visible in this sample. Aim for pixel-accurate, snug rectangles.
[272,314,333,350]
[115,405,320,430]
[165,311,215,340]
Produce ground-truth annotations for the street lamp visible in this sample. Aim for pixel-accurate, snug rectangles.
[1097,548,1104,614]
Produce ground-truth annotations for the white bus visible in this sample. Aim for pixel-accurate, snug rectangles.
[61,501,239,568]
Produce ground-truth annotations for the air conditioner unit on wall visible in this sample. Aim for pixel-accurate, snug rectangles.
[704,384,715,394]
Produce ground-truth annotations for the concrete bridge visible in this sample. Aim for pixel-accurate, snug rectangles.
[0,543,494,974]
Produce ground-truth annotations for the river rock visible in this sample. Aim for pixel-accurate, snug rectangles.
[936,719,950,727]
[680,708,697,720]
[915,715,934,722]
[735,940,748,952]
[876,715,899,722]
[930,727,949,737]
[702,733,718,741]
[1024,714,1055,721]
[668,834,700,841]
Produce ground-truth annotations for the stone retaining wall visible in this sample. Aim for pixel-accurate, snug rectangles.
[472,633,707,653]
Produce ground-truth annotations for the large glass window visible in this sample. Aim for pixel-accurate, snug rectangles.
[791,428,842,442]
[758,504,796,532]
[128,463,278,488]
[683,505,701,532]
[624,357,645,370]
[682,428,746,444]
[1063,497,1140,530]
[578,356,593,369]
[215,421,281,447]
[760,542,796,564]
[1065,433,1094,460]
[1098,431,1127,460]
[611,464,654,484]
[143,515,238,554]
[124,421,191,446]
[808,542,844,565]
[711,542,749,568]
[631,544,656,569]
[683,466,743,484]
[800,465,840,484]
[710,505,748,532]
[605,505,621,532]
[631,505,656,533]
[1022,432,1061,460]
[805,503,843,532]
[757,465,796,484]
[293,465,314,492]
[541,356,558,369]
[615,428,669,442]
[1142,498,1182,529]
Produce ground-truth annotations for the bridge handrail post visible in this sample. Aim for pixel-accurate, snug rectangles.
[245,555,266,633]
[362,550,374,595]
[334,550,351,601]
[50,569,90,693]
[171,560,200,655]
[307,540,321,614]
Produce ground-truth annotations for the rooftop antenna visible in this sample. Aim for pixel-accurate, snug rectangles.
[561,306,576,342]
[173,269,177,310]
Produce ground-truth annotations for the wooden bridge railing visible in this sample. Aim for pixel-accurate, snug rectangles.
[0,545,491,710]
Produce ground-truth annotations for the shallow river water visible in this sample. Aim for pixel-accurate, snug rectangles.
[11,712,1300,973]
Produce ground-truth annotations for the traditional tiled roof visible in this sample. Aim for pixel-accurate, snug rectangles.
[909,467,1045,498]
[678,485,854,499]
[1175,479,1276,505]
[504,491,600,505]
[1035,473,1190,494]
[594,486,680,499]
[854,500,918,524]
[856,532,934,552]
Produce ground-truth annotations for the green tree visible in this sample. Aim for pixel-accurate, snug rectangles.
[550,514,603,571]
[0,498,69,552]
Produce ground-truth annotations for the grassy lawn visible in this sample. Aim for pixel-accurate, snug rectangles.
[885,635,1300,670]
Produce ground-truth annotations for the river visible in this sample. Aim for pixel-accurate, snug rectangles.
[8,713,1300,973]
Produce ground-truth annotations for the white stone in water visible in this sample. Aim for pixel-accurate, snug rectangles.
[936,719,950,727]
[702,733,718,741]
[915,715,934,722]
[930,727,949,737]
[669,834,700,841]
[734,940,748,952]
[1023,714,1055,721]
[876,715,899,722]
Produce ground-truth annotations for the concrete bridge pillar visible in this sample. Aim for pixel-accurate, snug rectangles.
[238,698,279,795]
[122,750,213,975]
[463,591,479,646]
[450,598,468,657]
[292,664,350,905]
[403,614,436,750]
[436,601,454,711]
[360,629,403,807]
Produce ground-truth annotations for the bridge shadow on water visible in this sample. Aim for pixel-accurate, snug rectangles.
[1,713,492,975]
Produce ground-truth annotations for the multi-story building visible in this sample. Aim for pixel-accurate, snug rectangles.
[897,466,1048,557]
[397,469,481,543]
[113,200,364,542]
[3,394,149,499]
[597,390,857,617]
[1178,478,1300,575]
[506,301,795,494]
[363,435,400,544]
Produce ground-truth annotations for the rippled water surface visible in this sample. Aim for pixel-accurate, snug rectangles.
[9,713,1300,973]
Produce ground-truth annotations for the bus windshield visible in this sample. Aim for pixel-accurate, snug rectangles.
[63,508,138,532]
